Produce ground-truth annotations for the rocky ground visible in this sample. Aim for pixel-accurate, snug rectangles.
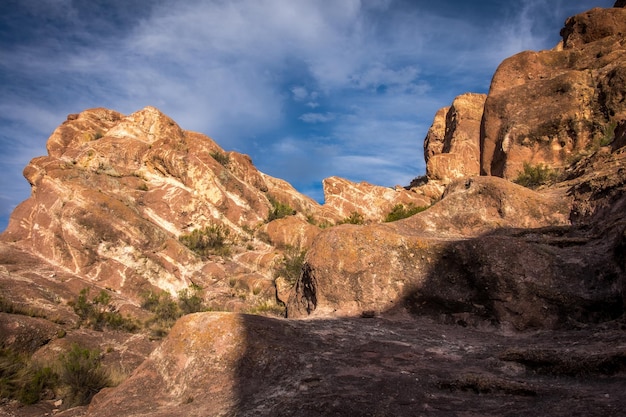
[4,312,615,417]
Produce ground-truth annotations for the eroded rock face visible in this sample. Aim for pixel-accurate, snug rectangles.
[425,93,486,184]
[288,168,625,330]
[322,176,432,222]
[1,106,337,307]
[481,6,626,179]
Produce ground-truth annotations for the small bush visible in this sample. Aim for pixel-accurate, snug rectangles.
[274,246,307,286]
[59,344,110,407]
[69,288,138,332]
[141,290,181,327]
[513,162,558,189]
[267,197,295,222]
[306,214,332,229]
[179,224,231,257]
[339,211,365,225]
[141,286,208,337]
[177,285,208,315]
[210,151,230,166]
[245,299,286,317]
[0,349,56,405]
[600,121,617,147]
[384,203,428,222]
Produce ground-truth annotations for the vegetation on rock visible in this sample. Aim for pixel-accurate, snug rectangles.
[513,162,559,189]
[69,288,138,332]
[267,196,296,222]
[273,245,307,286]
[0,343,112,408]
[210,150,230,166]
[58,344,110,407]
[141,285,209,337]
[339,211,365,225]
[179,224,232,257]
[384,203,429,222]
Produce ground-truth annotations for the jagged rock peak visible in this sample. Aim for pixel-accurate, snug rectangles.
[560,5,626,49]
[2,106,335,308]
[423,93,486,184]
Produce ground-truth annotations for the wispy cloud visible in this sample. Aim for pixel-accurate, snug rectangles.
[299,113,336,124]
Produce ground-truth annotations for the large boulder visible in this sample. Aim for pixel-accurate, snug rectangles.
[287,171,625,330]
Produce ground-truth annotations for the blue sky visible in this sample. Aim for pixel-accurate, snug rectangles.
[0,0,614,231]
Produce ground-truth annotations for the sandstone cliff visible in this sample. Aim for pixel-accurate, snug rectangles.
[1,106,340,313]
[288,4,626,330]
[481,5,626,179]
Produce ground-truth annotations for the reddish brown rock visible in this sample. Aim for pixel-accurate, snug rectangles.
[1,106,340,307]
[322,176,432,222]
[287,176,586,327]
[425,93,486,184]
[481,6,626,179]
[261,216,321,250]
[423,106,448,163]
[72,312,626,417]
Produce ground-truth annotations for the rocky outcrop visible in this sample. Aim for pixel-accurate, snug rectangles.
[289,155,626,329]
[424,93,486,184]
[1,106,338,310]
[287,174,610,328]
[322,176,432,222]
[481,6,626,179]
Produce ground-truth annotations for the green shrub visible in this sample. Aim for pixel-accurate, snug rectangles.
[179,223,231,257]
[384,203,428,222]
[177,285,208,315]
[141,290,181,326]
[141,286,208,337]
[601,121,617,147]
[513,162,558,189]
[245,299,286,317]
[339,211,365,225]
[210,151,230,166]
[18,365,56,405]
[305,214,332,229]
[59,344,110,407]
[69,288,138,332]
[274,246,307,286]
[267,197,295,222]
[0,349,57,405]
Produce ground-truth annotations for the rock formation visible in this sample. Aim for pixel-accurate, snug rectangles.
[481,5,626,179]
[424,93,486,184]
[1,4,626,417]
[287,4,626,329]
[1,106,340,313]
[322,176,432,222]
